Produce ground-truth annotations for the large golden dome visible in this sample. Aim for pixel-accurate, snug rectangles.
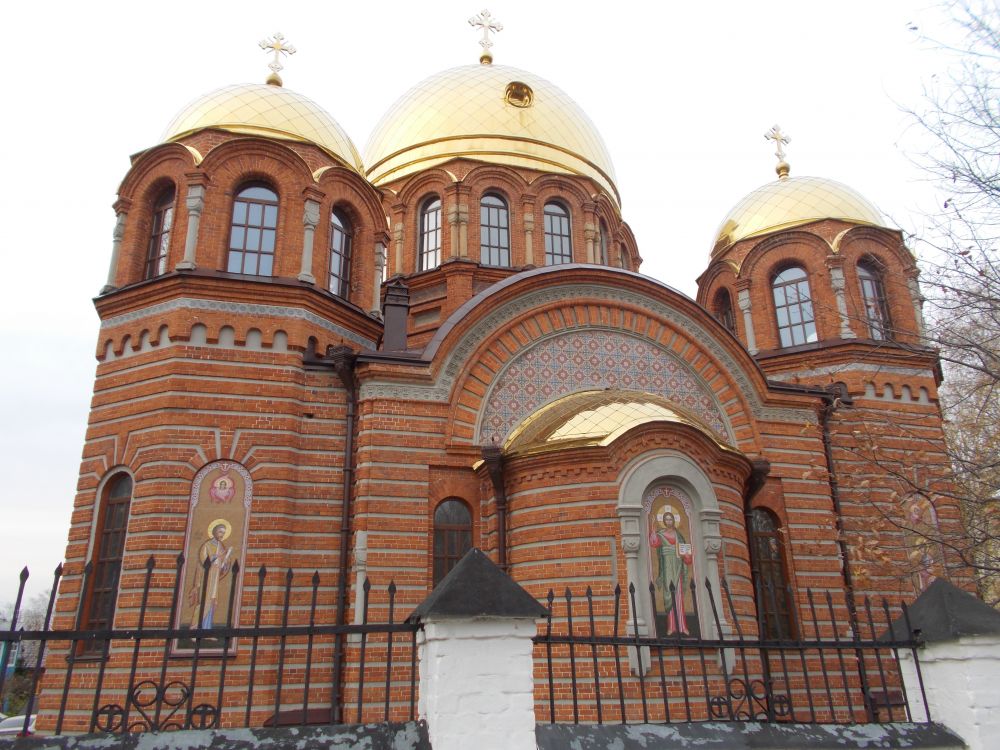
[364,64,619,205]
[163,83,364,173]
[712,175,886,256]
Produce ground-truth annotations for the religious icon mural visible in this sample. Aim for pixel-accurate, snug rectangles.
[902,493,942,596]
[644,486,699,637]
[173,462,252,654]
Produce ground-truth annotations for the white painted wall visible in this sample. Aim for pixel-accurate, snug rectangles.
[418,618,538,750]
[900,634,1000,750]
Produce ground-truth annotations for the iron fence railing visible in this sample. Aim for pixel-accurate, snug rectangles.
[533,578,928,726]
[0,556,420,735]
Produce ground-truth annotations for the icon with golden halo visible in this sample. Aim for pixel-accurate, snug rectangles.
[206,518,232,541]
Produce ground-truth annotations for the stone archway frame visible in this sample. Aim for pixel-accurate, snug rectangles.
[617,450,726,673]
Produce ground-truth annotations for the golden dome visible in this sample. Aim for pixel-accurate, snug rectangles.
[503,390,731,457]
[712,175,886,256]
[163,83,364,173]
[364,64,619,205]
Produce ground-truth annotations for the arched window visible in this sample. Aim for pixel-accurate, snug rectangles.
[772,266,817,347]
[227,184,278,276]
[543,201,572,265]
[480,193,510,266]
[433,499,472,586]
[329,209,353,299]
[419,196,442,271]
[84,473,133,634]
[598,220,609,265]
[750,508,795,640]
[858,260,891,340]
[713,288,737,335]
[144,187,175,280]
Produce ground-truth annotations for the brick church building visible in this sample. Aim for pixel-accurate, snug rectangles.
[40,25,966,730]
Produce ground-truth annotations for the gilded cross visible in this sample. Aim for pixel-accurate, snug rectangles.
[259,32,297,77]
[765,124,791,162]
[469,9,503,61]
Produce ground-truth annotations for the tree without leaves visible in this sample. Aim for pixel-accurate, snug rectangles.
[901,0,1000,603]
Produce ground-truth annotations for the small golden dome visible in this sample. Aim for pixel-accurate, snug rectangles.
[364,64,619,205]
[503,390,730,457]
[712,175,886,256]
[163,83,364,173]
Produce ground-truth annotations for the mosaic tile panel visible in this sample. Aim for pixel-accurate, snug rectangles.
[477,330,728,444]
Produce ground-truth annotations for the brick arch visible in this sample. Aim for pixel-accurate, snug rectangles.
[737,230,833,282]
[117,143,198,200]
[475,328,731,445]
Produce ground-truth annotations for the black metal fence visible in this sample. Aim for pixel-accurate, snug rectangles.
[533,578,928,726]
[0,556,420,735]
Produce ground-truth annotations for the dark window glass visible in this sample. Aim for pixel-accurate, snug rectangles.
[480,194,510,266]
[543,202,572,265]
[419,197,442,271]
[598,220,609,265]
[750,509,795,640]
[144,188,175,280]
[858,261,891,340]
[772,266,817,347]
[84,474,133,636]
[329,210,353,299]
[714,289,737,335]
[433,499,472,587]
[227,184,278,276]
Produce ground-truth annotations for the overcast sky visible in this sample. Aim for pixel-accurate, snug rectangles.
[0,0,958,605]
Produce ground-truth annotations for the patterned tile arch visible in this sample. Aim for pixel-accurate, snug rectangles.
[477,329,730,445]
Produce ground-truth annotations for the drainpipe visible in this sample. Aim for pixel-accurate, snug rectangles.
[742,458,773,718]
[326,344,358,723]
[819,384,873,720]
[481,446,508,572]
[743,458,771,599]
[819,385,855,598]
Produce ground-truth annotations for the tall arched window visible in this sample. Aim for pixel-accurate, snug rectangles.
[598,220,609,265]
[144,187,175,280]
[858,260,891,340]
[84,473,133,634]
[227,184,278,276]
[713,288,737,335]
[543,201,572,265]
[480,193,510,266]
[329,209,353,299]
[772,266,817,347]
[419,196,442,271]
[750,508,795,640]
[433,499,472,586]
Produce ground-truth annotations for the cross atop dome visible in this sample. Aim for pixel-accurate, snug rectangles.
[765,124,791,180]
[469,9,503,65]
[259,32,296,86]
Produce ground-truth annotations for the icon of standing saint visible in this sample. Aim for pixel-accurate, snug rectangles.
[649,504,694,635]
[188,518,237,630]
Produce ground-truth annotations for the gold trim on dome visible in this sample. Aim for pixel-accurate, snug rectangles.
[365,64,619,205]
[163,83,364,174]
[503,390,737,458]
[711,175,886,257]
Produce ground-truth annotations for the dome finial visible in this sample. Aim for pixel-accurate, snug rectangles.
[259,32,296,86]
[765,124,791,180]
[469,9,503,65]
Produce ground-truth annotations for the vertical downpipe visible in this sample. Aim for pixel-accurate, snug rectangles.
[481,446,508,571]
[820,386,873,721]
[327,345,357,724]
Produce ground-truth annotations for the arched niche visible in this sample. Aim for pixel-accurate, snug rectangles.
[617,450,726,667]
